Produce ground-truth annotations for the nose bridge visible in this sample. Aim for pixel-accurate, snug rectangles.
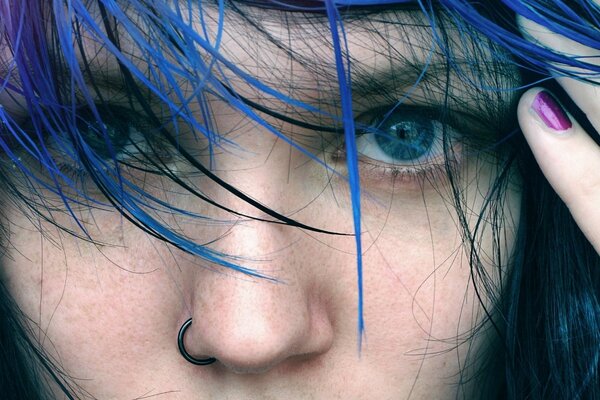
[209,123,321,217]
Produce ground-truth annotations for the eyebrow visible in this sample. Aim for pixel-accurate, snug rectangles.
[85,54,518,137]
[351,61,440,98]
[349,45,521,111]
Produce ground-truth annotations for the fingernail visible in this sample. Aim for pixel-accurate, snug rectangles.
[531,90,572,131]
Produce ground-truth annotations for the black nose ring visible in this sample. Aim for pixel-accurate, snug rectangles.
[177,318,217,366]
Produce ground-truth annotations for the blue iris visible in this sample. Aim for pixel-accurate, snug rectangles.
[373,114,435,161]
[75,106,137,159]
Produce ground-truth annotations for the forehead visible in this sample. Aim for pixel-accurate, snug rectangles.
[78,3,504,84]
[194,6,479,78]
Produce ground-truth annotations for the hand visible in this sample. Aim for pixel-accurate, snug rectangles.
[517,16,600,254]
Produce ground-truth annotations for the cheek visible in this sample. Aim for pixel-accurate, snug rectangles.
[356,210,469,365]
[355,158,519,374]
[0,216,186,380]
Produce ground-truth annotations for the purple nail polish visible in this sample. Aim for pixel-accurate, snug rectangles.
[531,90,572,131]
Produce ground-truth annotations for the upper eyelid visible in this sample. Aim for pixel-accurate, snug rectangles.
[354,104,443,128]
[356,103,501,144]
[44,104,154,153]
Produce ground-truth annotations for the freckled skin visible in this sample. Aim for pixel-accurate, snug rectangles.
[0,5,520,400]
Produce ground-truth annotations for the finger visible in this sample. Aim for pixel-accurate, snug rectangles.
[518,87,600,252]
[518,16,600,128]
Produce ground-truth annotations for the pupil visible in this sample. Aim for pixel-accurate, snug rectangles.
[374,117,435,161]
[77,113,130,159]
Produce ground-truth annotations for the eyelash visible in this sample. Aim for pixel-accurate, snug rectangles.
[49,106,170,182]
[334,106,461,185]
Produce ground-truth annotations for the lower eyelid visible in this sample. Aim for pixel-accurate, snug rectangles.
[367,165,450,194]
[331,142,463,191]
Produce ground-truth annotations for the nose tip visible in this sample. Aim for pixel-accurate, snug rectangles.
[184,278,333,374]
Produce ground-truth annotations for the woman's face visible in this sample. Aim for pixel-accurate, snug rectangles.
[0,4,520,399]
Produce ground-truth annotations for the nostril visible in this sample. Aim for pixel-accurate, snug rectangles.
[217,352,285,375]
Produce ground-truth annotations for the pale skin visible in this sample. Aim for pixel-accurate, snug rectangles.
[3,4,593,400]
[518,16,600,255]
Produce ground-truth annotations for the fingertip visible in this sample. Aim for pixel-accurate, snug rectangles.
[518,88,573,135]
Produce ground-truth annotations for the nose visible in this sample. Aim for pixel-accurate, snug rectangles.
[182,224,334,374]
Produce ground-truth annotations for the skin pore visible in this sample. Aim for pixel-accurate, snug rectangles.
[0,3,520,399]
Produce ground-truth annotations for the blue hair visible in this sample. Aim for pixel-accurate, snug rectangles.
[0,0,599,398]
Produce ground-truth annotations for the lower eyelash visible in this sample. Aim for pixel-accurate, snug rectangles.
[330,143,462,190]
[55,161,90,182]
[360,159,446,181]
[53,137,175,182]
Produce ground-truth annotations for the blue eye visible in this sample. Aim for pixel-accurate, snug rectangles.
[356,109,446,165]
[48,105,172,180]
[372,114,435,161]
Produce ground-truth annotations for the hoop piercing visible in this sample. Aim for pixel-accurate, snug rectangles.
[177,318,217,366]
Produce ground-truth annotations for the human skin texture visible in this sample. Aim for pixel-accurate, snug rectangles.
[0,4,520,399]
